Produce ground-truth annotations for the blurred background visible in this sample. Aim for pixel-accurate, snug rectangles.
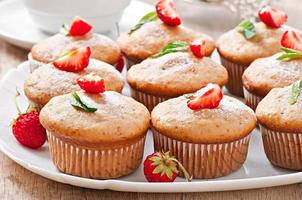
[0,0,300,49]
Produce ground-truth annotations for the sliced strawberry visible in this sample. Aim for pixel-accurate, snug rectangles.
[189,39,206,58]
[187,83,223,110]
[258,6,288,28]
[77,73,105,93]
[114,55,126,73]
[69,16,93,36]
[156,0,181,26]
[53,47,91,72]
[281,30,302,51]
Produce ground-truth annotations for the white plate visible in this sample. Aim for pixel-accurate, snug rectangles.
[0,0,153,50]
[0,61,302,192]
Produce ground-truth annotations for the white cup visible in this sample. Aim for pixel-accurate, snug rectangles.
[23,0,131,34]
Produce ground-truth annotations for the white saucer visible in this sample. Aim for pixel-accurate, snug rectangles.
[0,0,153,50]
[0,61,301,192]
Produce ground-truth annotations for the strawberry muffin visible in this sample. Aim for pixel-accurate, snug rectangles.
[256,81,302,170]
[243,30,302,110]
[29,17,121,72]
[127,42,228,110]
[24,47,123,108]
[217,6,287,96]
[151,83,256,179]
[40,90,150,179]
[117,0,215,68]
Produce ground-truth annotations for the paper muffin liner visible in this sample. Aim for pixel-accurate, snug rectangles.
[219,56,249,97]
[259,125,302,170]
[243,87,263,111]
[28,53,46,73]
[130,87,169,111]
[152,128,251,179]
[47,132,146,179]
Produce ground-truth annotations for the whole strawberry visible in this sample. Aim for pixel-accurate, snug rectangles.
[143,151,192,182]
[11,92,46,149]
[12,110,47,149]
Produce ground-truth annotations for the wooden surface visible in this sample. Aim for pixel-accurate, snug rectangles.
[1,0,302,199]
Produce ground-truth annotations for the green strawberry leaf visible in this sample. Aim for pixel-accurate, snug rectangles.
[129,11,158,35]
[237,19,256,39]
[289,80,302,105]
[70,92,98,112]
[277,47,302,61]
[152,41,189,58]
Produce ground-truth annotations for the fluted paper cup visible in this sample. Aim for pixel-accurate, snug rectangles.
[243,87,263,111]
[152,128,251,179]
[47,132,146,179]
[130,87,169,111]
[259,125,302,170]
[219,56,249,97]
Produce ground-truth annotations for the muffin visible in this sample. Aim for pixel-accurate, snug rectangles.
[151,92,256,179]
[24,59,124,107]
[256,82,302,170]
[29,33,121,71]
[40,91,150,179]
[127,52,228,110]
[118,20,215,68]
[217,22,283,96]
[242,53,302,110]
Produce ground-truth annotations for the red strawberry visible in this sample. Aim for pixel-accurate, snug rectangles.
[281,30,302,51]
[53,47,91,72]
[114,55,126,73]
[258,6,288,28]
[77,73,105,93]
[69,16,93,36]
[156,0,181,26]
[190,39,206,58]
[143,152,192,182]
[12,109,46,149]
[186,83,223,110]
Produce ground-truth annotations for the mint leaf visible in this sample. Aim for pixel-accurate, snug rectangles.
[70,92,98,112]
[277,47,302,60]
[129,11,158,35]
[237,19,256,39]
[289,80,302,105]
[152,41,189,58]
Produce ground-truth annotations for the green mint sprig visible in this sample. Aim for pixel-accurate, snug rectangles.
[152,41,189,58]
[129,11,158,35]
[70,92,98,112]
[237,19,256,39]
[289,80,302,105]
[277,47,302,60]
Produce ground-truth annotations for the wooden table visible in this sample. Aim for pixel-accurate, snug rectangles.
[1,0,302,199]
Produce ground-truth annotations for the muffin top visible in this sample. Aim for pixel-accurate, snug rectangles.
[256,84,302,132]
[243,54,302,97]
[117,21,215,61]
[217,22,282,65]
[127,52,228,97]
[24,59,124,106]
[151,95,256,143]
[31,33,121,65]
[40,91,150,147]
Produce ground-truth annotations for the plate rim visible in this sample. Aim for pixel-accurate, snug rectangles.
[0,61,302,193]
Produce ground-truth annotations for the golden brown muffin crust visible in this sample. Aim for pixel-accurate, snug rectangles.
[217,22,282,65]
[24,59,124,106]
[151,95,256,144]
[127,52,228,97]
[243,54,302,97]
[40,91,150,147]
[31,33,121,65]
[256,85,302,133]
[117,20,215,61]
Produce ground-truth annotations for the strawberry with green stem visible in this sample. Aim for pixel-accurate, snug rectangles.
[144,151,192,182]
